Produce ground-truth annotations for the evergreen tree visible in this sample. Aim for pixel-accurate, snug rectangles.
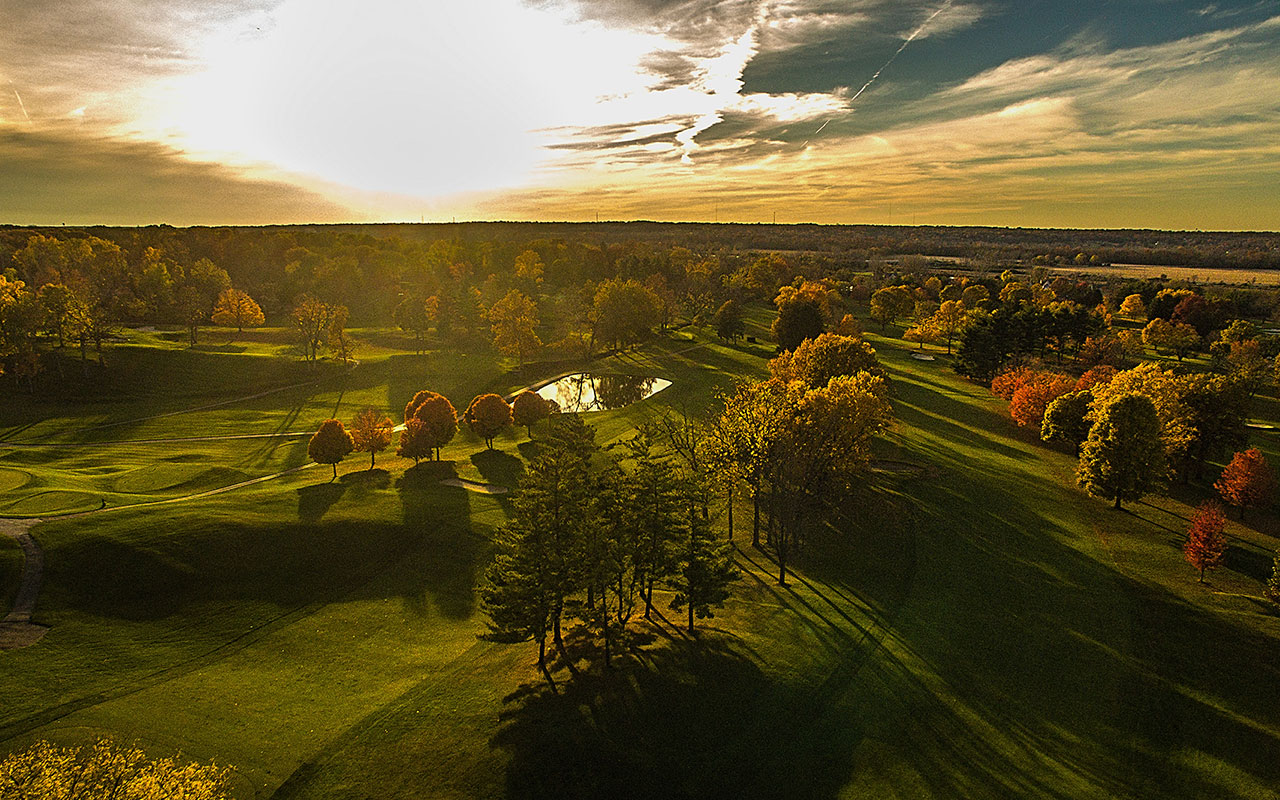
[668,490,738,633]
[1076,393,1165,509]
[1266,551,1280,604]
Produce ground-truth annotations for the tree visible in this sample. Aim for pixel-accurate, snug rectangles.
[869,286,913,330]
[712,299,745,342]
[482,417,597,684]
[592,278,660,351]
[35,282,75,347]
[404,390,458,460]
[772,297,826,351]
[1009,373,1076,429]
[328,305,354,365]
[1041,390,1093,455]
[308,418,354,479]
[768,332,882,388]
[1076,393,1166,509]
[1183,501,1227,583]
[1266,551,1280,604]
[394,293,438,354]
[465,393,514,449]
[292,294,341,365]
[1142,318,1198,360]
[211,288,265,332]
[1118,293,1147,319]
[1215,448,1276,520]
[487,289,541,365]
[512,389,551,437]
[0,738,232,799]
[349,407,393,469]
[930,300,968,353]
[959,283,989,310]
[396,417,432,464]
[668,489,738,632]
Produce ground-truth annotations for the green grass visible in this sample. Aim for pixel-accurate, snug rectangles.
[0,535,21,614]
[2,317,1279,799]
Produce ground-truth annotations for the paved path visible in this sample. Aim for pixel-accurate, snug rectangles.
[0,518,47,649]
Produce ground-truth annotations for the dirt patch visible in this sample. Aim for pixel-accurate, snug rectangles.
[440,478,509,495]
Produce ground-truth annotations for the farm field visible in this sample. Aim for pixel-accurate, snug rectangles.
[3,310,1280,799]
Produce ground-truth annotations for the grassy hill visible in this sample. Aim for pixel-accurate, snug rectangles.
[1,316,1278,799]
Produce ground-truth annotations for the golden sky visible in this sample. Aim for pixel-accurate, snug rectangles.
[1,0,1277,229]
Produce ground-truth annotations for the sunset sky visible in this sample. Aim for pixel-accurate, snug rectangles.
[1,0,1277,229]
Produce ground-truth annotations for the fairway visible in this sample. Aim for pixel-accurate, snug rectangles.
[2,317,1280,799]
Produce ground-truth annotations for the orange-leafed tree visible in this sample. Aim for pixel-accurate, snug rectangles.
[1009,374,1077,429]
[404,390,458,460]
[397,418,432,464]
[991,366,1037,400]
[308,418,354,480]
[349,407,393,469]
[465,393,514,449]
[1215,448,1276,520]
[1183,500,1228,582]
[511,389,551,437]
[211,288,265,332]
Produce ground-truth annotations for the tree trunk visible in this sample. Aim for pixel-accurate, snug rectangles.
[727,487,734,541]
[1113,494,1122,510]
[688,598,695,634]
[751,488,760,547]
[370,450,376,469]
[553,607,578,676]
[332,463,338,481]
[537,637,557,690]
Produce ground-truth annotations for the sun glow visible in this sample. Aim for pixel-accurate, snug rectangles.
[142,0,666,200]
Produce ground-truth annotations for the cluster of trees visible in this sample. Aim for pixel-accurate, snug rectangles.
[306,389,559,477]
[483,417,737,686]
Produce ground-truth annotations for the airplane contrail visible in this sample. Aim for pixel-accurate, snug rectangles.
[849,0,954,103]
[9,81,31,122]
[808,0,954,140]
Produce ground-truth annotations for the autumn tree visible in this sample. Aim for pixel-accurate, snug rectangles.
[308,418,354,480]
[869,285,913,330]
[1215,448,1276,520]
[1009,373,1076,429]
[0,738,232,800]
[959,283,989,310]
[35,283,75,347]
[930,299,968,353]
[712,299,745,342]
[1183,501,1228,583]
[397,418,432,464]
[1142,318,1199,360]
[512,389,551,437]
[1076,393,1166,509]
[349,407,394,469]
[768,332,882,388]
[211,288,265,332]
[403,390,458,460]
[1266,552,1280,604]
[1118,293,1147,319]
[488,289,541,365]
[465,393,514,449]
[292,294,342,365]
[328,305,354,365]
[592,278,660,351]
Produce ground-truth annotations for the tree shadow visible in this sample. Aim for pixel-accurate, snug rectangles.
[395,462,484,620]
[491,635,864,800]
[297,481,346,523]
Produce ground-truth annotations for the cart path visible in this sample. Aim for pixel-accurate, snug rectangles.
[0,518,47,649]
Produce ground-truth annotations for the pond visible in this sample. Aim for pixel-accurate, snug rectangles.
[535,373,672,413]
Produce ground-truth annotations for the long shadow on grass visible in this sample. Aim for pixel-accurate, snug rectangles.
[493,636,864,800]
[395,461,484,620]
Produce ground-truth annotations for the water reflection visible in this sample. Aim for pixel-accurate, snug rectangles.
[535,373,672,413]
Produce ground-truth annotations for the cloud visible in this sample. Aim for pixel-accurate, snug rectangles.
[0,124,352,225]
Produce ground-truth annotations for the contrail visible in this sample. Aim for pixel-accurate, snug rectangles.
[9,81,30,122]
[809,0,954,140]
[849,0,953,103]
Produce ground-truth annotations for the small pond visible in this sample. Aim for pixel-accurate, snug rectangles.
[535,373,672,413]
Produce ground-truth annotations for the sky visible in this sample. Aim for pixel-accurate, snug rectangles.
[0,0,1277,230]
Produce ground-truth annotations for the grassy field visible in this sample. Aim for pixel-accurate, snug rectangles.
[2,316,1279,799]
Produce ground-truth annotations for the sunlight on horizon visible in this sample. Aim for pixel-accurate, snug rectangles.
[143,0,669,199]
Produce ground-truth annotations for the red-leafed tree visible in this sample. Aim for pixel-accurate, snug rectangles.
[1183,500,1227,583]
[1009,373,1077,429]
[511,389,551,437]
[404,390,458,460]
[1215,447,1276,520]
[465,393,513,449]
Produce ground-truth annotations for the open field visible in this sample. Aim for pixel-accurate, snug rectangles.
[2,313,1279,799]
[1049,264,1280,286]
